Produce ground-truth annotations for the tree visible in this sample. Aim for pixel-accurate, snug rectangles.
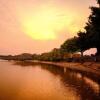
[61,31,90,58]
[85,2,100,55]
[97,0,100,6]
[50,48,62,61]
[76,31,89,57]
[61,37,80,58]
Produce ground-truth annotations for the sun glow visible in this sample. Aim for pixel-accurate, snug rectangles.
[16,4,84,40]
[22,10,58,40]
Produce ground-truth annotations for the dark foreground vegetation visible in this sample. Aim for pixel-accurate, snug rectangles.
[0,0,100,62]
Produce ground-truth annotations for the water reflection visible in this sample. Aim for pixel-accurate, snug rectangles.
[0,61,100,100]
[61,71,100,100]
[13,61,100,99]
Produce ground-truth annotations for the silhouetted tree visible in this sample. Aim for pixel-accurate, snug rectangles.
[85,1,100,55]
[61,37,80,57]
[76,31,89,57]
[97,0,100,6]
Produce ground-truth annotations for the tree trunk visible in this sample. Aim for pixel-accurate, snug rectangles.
[81,51,84,58]
[70,53,73,58]
[80,51,84,63]
[96,47,100,55]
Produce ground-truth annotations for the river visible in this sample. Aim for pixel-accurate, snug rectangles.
[0,60,100,100]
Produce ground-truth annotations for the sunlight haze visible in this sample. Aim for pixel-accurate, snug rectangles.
[0,0,96,54]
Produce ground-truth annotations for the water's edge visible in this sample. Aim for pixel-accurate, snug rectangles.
[22,60,100,83]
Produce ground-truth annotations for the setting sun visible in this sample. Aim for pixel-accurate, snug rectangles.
[16,4,84,40]
[21,10,58,40]
[0,0,96,54]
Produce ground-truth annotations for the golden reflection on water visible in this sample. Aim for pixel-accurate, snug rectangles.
[0,61,80,100]
[0,60,100,100]
[84,77,100,94]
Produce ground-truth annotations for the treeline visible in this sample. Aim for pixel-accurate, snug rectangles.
[61,0,100,57]
[0,51,98,62]
[0,50,81,62]
[0,53,33,61]
[38,0,100,62]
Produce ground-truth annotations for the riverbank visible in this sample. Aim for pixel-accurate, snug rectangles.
[31,61,100,83]
[30,61,100,82]
[8,59,100,83]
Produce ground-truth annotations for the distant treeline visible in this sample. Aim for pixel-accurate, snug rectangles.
[0,51,99,62]
[0,52,74,61]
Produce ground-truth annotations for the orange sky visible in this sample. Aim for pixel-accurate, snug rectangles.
[0,0,97,55]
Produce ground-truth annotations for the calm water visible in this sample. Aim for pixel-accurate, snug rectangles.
[0,60,100,100]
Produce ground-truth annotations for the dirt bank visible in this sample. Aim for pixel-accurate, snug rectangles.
[32,60,100,77]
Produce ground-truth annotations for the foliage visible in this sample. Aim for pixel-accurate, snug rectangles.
[61,37,80,54]
[39,48,63,61]
[85,3,100,55]
[61,0,100,56]
[76,31,90,54]
[97,0,100,5]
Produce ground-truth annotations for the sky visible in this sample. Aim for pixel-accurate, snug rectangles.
[0,0,97,55]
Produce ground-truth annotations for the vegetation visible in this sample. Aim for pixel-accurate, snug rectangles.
[61,0,100,57]
[61,37,79,54]
[85,2,100,55]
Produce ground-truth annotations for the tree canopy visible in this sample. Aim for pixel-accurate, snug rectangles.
[61,37,80,54]
[61,0,100,56]
[85,2,100,55]
[97,0,100,5]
